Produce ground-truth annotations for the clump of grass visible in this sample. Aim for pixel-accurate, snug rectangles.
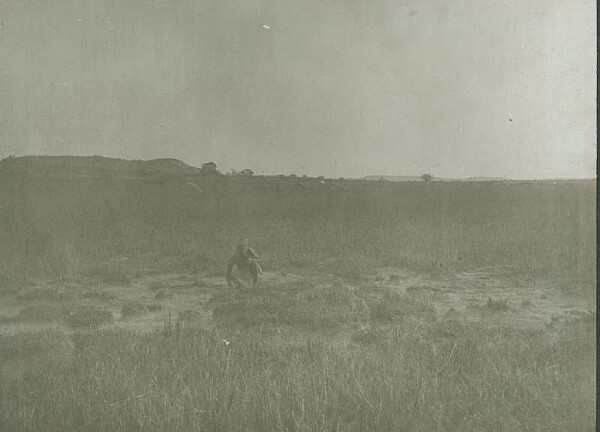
[177,309,204,323]
[15,286,71,302]
[147,304,162,312]
[81,290,116,301]
[388,273,401,283]
[369,289,436,323]
[16,304,69,322]
[329,258,374,281]
[87,264,132,285]
[0,314,16,323]
[0,270,27,296]
[147,281,164,291]
[170,310,206,334]
[211,281,366,331]
[155,290,174,300]
[205,270,224,278]
[295,280,354,306]
[350,326,387,346]
[406,284,437,293]
[0,330,73,362]
[69,329,142,352]
[120,302,148,318]
[485,297,511,312]
[194,279,212,288]
[288,254,315,268]
[65,306,114,328]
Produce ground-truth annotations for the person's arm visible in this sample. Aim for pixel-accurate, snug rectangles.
[247,247,259,260]
[247,248,263,279]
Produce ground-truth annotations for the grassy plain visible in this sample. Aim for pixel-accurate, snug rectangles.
[0,171,594,283]
[0,162,595,431]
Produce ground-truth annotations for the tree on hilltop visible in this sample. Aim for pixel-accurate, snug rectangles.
[201,162,221,175]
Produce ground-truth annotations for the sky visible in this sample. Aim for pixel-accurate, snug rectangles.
[0,0,596,179]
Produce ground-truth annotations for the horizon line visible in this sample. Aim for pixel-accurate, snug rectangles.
[2,153,596,182]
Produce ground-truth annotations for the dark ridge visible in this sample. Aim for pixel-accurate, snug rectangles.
[0,155,202,178]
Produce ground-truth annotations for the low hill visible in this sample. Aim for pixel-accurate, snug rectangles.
[0,155,202,178]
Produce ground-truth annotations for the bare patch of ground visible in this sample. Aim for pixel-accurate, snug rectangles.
[376,266,594,331]
[0,266,594,341]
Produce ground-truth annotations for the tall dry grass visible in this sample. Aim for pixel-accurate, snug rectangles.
[0,175,595,289]
[0,320,594,432]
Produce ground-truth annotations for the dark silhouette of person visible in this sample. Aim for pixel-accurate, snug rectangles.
[226,240,263,288]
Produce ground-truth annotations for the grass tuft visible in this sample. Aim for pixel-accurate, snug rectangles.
[120,302,148,318]
[16,304,69,322]
[485,297,511,312]
[15,286,72,302]
[65,306,114,328]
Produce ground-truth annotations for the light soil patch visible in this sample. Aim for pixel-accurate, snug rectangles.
[0,267,594,338]
[377,266,594,331]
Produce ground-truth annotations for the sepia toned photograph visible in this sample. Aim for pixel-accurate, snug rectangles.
[0,0,596,431]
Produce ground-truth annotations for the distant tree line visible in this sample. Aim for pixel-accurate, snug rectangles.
[200,162,256,177]
[227,168,254,177]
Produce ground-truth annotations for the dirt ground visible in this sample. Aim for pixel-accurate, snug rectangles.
[0,266,593,337]
[0,264,595,391]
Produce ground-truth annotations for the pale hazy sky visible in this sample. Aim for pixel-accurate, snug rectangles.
[0,0,596,178]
